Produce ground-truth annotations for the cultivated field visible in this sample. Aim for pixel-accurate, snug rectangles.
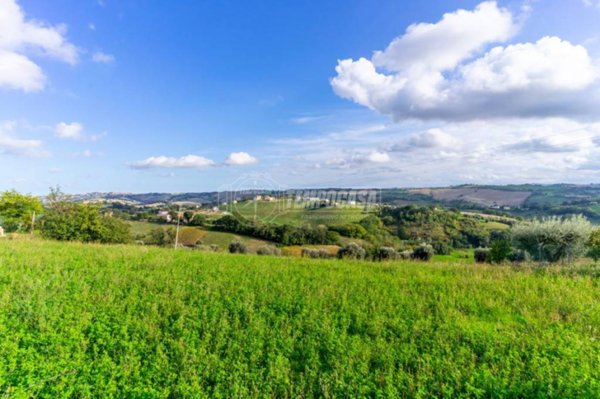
[411,188,532,207]
[0,240,599,397]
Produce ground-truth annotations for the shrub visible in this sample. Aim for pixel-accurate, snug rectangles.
[188,214,207,227]
[0,190,43,233]
[587,229,600,262]
[337,243,366,260]
[489,238,512,263]
[302,248,320,258]
[257,245,281,256]
[411,244,434,261]
[399,250,413,260]
[375,246,397,261]
[512,215,594,263]
[474,247,490,263]
[229,240,247,254]
[508,249,531,263]
[145,227,176,247]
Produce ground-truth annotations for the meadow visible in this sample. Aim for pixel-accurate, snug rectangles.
[0,240,599,397]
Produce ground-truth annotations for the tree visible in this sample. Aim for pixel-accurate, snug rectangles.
[0,190,43,232]
[189,214,207,227]
[229,240,248,254]
[512,215,594,263]
[411,244,434,261]
[41,187,130,243]
[474,248,490,263]
[588,229,600,262]
[338,243,366,260]
[489,238,512,263]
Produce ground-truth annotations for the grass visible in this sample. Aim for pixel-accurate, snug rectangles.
[0,240,599,397]
[223,200,368,226]
[128,221,272,251]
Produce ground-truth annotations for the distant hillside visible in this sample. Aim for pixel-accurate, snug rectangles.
[74,184,600,222]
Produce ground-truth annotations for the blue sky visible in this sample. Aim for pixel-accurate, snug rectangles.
[1,0,600,194]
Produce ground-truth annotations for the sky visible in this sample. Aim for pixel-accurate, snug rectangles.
[1,0,600,194]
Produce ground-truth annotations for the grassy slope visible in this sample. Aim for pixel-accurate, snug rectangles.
[1,240,599,397]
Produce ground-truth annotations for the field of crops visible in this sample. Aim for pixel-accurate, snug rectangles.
[1,240,599,397]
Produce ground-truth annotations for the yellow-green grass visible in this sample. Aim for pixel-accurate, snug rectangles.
[223,200,368,226]
[0,240,599,397]
[128,221,271,251]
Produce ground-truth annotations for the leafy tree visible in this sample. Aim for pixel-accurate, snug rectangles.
[338,243,366,260]
[587,229,600,262]
[489,238,512,263]
[145,228,176,247]
[375,246,398,261]
[0,190,43,232]
[512,215,594,263]
[41,187,130,243]
[189,214,207,227]
[411,244,434,261]
[474,248,490,263]
[229,240,247,254]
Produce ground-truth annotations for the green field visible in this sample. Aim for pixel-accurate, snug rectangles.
[222,200,368,226]
[1,240,599,397]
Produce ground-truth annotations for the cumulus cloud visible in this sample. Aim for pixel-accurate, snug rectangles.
[129,155,216,169]
[0,121,46,157]
[0,0,79,92]
[55,122,83,139]
[92,51,115,64]
[331,1,600,121]
[325,150,390,169]
[224,152,258,165]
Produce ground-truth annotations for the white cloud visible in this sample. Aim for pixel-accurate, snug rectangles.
[407,128,456,149]
[365,151,390,163]
[92,51,115,64]
[331,1,600,121]
[0,121,47,157]
[583,0,600,8]
[130,155,216,169]
[55,122,83,139]
[291,116,323,125]
[224,152,258,165]
[0,0,79,92]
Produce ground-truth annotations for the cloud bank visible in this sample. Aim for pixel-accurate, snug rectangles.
[0,0,78,92]
[331,1,600,121]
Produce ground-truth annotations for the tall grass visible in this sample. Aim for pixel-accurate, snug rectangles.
[0,240,599,397]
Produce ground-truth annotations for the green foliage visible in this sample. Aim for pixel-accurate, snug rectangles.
[587,229,600,262]
[301,248,332,259]
[337,242,366,260]
[188,213,207,226]
[474,247,490,263]
[229,240,247,254]
[145,227,176,246]
[512,215,594,263]
[489,238,512,263]
[1,240,599,397]
[0,190,43,232]
[214,215,339,246]
[256,245,281,256]
[411,243,434,261]
[41,189,131,243]
[381,205,490,252]
[374,246,398,261]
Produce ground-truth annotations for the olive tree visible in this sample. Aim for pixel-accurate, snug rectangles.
[511,215,593,263]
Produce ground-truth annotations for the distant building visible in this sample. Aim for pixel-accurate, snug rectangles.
[157,210,172,223]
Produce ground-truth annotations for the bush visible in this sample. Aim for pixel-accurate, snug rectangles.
[41,189,131,244]
[411,244,434,261]
[512,215,594,263]
[145,227,176,247]
[229,240,247,254]
[587,229,600,262]
[399,250,413,260]
[375,246,397,261]
[474,247,490,263]
[0,190,43,233]
[188,214,207,227]
[337,243,366,260]
[489,238,512,263]
[301,248,331,259]
[257,245,281,256]
[508,249,531,263]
